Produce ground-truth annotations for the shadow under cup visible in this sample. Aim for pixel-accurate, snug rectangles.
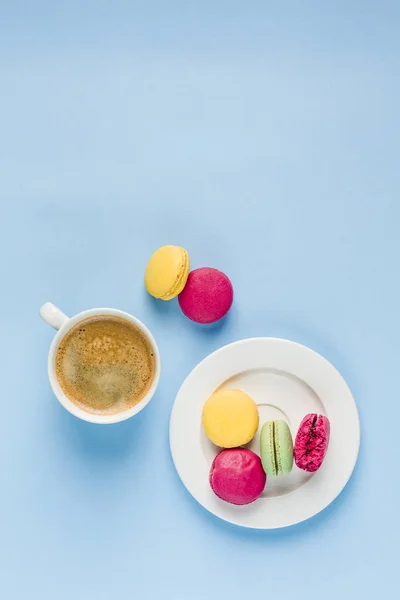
[47,308,161,424]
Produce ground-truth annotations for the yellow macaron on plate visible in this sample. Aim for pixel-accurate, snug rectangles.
[145,245,190,300]
[202,389,259,447]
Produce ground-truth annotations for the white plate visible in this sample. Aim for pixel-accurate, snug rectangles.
[169,338,360,529]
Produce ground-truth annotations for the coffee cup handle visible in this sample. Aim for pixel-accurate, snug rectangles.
[40,302,70,330]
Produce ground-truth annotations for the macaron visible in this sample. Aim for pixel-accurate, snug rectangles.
[144,245,190,300]
[294,414,330,472]
[209,448,266,505]
[178,267,233,324]
[202,389,259,448]
[260,420,294,477]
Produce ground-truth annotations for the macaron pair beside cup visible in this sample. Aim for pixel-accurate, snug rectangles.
[144,245,233,324]
[203,389,331,505]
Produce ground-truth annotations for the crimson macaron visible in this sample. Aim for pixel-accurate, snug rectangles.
[209,448,266,505]
[178,267,233,324]
[294,414,330,472]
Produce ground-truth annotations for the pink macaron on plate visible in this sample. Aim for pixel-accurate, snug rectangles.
[170,338,360,529]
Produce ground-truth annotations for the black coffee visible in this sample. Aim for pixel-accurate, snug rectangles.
[55,315,156,415]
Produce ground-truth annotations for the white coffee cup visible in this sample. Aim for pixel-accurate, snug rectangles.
[40,302,161,424]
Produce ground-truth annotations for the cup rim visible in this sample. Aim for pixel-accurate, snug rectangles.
[48,308,161,424]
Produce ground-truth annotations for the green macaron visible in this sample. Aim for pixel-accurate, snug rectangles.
[260,420,294,477]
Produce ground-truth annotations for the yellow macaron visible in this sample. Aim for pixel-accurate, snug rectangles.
[202,389,259,448]
[144,245,190,300]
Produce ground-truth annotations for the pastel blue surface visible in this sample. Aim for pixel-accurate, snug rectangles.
[1,2,399,598]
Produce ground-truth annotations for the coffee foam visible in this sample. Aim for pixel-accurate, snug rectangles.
[55,315,155,415]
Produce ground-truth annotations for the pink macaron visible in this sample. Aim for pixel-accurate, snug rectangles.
[294,414,330,473]
[209,448,266,505]
[178,267,233,324]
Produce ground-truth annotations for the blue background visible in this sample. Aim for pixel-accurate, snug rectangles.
[1,1,399,598]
